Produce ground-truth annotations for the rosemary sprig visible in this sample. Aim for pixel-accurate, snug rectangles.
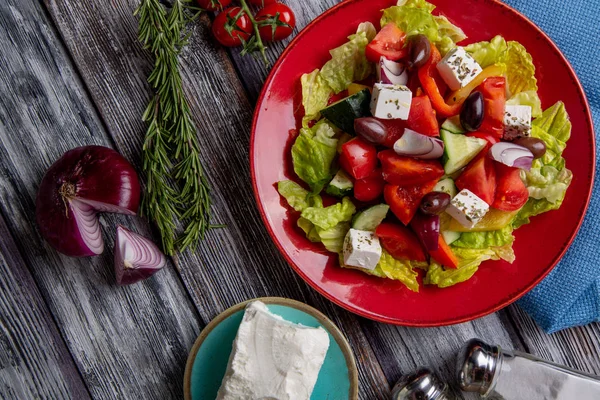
[135,0,212,255]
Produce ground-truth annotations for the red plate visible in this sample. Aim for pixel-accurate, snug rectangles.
[250,0,595,326]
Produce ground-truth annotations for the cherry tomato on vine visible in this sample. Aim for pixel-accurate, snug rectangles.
[196,0,232,11]
[248,0,278,5]
[212,7,252,47]
[255,3,296,42]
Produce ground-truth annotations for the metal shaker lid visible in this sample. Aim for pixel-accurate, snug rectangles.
[456,338,500,396]
[391,367,448,400]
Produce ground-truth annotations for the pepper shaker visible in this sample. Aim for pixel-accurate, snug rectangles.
[457,338,600,399]
[391,367,450,400]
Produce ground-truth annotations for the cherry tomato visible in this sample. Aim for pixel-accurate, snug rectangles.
[354,169,385,202]
[365,23,407,63]
[375,222,427,262]
[212,7,252,47]
[378,150,444,186]
[339,138,378,180]
[196,0,232,11]
[256,3,296,42]
[248,0,277,5]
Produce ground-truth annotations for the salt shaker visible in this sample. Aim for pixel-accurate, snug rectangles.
[391,367,450,400]
[457,338,600,399]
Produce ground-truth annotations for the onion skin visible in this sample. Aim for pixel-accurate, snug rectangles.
[36,146,141,257]
[114,226,166,285]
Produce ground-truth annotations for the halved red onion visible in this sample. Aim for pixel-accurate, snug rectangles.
[36,146,141,257]
[489,142,534,170]
[377,57,408,85]
[114,226,165,285]
[393,129,444,159]
[410,212,440,252]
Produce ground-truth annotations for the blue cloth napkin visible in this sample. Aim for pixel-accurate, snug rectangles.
[501,0,600,333]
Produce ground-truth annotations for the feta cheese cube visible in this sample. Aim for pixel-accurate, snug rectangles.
[436,47,483,91]
[504,105,532,140]
[446,189,490,228]
[343,229,382,270]
[370,83,412,120]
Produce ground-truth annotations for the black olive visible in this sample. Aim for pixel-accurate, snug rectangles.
[354,117,388,145]
[407,34,431,69]
[514,137,547,159]
[460,91,484,132]
[419,191,451,215]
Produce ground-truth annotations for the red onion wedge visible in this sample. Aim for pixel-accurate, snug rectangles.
[377,57,408,85]
[489,142,534,170]
[36,146,141,257]
[410,212,440,252]
[114,226,165,285]
[393,129,444,159]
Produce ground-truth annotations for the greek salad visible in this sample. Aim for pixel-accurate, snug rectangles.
[278,0,572,291]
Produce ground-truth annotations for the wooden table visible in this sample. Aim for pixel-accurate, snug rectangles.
[1,0,599,398]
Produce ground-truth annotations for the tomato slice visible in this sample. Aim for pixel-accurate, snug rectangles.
[354,169,385,202]
[339,138,378,180]
[492,163,529,211]
[406,95,439,137]
[466,131,499,146]
[477,76,506,139]
[378,150,444,186]
[455,154,497,204]
[429,235,459,268]
[365,24,407,63]
[375,222,427,262]
[384,180,438,225]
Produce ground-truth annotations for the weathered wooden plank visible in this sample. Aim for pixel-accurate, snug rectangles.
[42,0,392,397]
[0,1,202,399]
[0,214,90,400]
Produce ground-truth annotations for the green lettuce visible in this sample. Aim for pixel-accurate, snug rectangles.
[301,197,356,230]
[300,70,333,126]
[465,35,508,68]
[452,226,514,249]
[317,222,351,253]
[277,180,322,212]
[381,1,465,54]
[320,30,372,94]
[507,91,543,118]
[356,21,377,41]
[291,120,339,193]
[513,102,572,228]
[297,217,321,243]
[340,249,425,292]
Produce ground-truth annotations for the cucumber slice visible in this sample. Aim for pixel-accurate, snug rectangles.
[326,170,353,198]
[441,115,465,134]
[320,89,371,134]
[441,230,461,245]
[441,130,487,175]
[352,204,389,231]
[433,178,457,198]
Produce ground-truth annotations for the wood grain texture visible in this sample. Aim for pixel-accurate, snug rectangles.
[0,213,90,400]
[0,1,202,398]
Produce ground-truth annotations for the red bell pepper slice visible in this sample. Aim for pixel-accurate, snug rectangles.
[429,235,459,268]
[418,44,463,117]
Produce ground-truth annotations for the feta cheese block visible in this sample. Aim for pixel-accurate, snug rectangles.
[343,228,382,270]
[504,105,532,140]
[436,47,483,91]
[216,301,330,400]
[370,83,412,120]
[446,189,490,228]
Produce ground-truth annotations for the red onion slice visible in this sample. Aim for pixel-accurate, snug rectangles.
[114,226,166,285]
[393,129,445,159]
[69,200,104,255]
[377,57,408,85]
[489,142,534,170]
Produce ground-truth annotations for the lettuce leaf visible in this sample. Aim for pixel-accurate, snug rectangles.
[434,15,467,54]
[507,91,543,118]
[297,217,321,243]
[451,225,514,249]
[317,222,351,253]
[524,166,573,204]
[505,41,538,95]
[277,180,322,212]
[340,249,425,292]
[301,197,356,230]
[291,120,339,193]
[320,30,372,94]
[532,101,572,144]
[300,70,332,127]
[357,21,377,41]
[396,0,436,12]
[465,35,508,68]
